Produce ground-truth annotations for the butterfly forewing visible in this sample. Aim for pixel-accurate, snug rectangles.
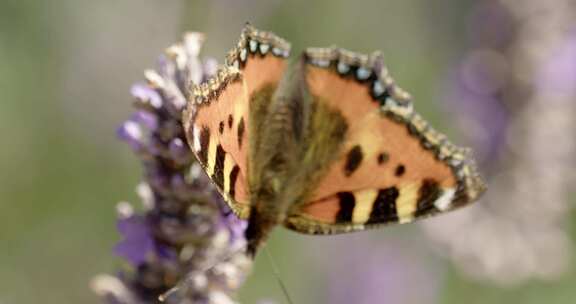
[183,24,291,218]
[285,48,485,234]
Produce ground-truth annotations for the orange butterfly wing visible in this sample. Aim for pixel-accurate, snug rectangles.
[285,48,485,233]
[183,25,290,218]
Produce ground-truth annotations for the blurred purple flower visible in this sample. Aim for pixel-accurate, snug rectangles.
[466,0,515,50]
[447,66,509,166]
[538,30,576,96]
[326,237,442,304]
[425,0,576,285]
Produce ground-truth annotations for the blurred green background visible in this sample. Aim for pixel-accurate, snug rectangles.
[1,0,574,303]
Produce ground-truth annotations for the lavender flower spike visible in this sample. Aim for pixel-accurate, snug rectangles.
[93,33,251,304]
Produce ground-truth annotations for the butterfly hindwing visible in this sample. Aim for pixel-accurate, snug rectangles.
[284,48,485,234]
[183,24,291,218]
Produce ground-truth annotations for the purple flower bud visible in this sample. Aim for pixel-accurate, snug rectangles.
[130,84,163,109]
[114,215,154,266]
[131,110,158,131]
[147,167,171,196]
[117,121,146,153]
[169,138,192,164]
[170,173,196,201]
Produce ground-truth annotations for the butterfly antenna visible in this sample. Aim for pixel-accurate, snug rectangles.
[263,245,295,304]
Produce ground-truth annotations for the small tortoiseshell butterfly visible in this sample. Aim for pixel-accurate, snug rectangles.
[183,24,486,256]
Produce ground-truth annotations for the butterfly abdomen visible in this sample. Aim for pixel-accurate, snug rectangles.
[245,203,283,257]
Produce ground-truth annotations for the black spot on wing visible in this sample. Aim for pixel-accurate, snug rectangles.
[198,126,210,165]
[377,152,389,164]
[366,187,399,224]
[212,144,226,190]
[228,114,234,129]
[219,121,225,134]
[344,145,363,176]
[415,179,441,217]
[237,117,245,148]
[229,165,240,200]
[336,192,355,223]
[395,164,405,177]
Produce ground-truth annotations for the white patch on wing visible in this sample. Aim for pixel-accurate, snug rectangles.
[434,188,456,211]
[192,125,201,152]
[259,43,270,54]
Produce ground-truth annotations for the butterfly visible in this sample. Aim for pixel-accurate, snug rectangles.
[183,24,486,257]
